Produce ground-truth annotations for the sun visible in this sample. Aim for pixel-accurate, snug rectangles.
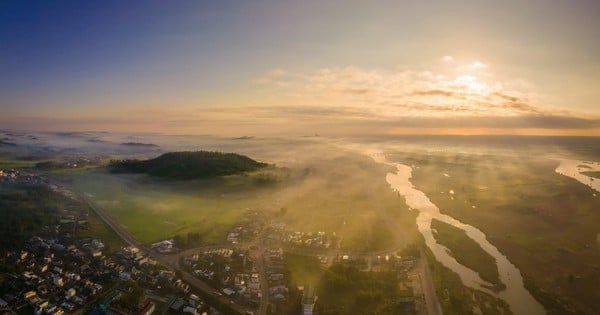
[454,75,488,94]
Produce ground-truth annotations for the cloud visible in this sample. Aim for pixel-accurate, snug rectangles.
[256,65,555,118]
[467,61,487,70]
[373,115,600,130]
[409,89,463,98]
[441,55,454,62]
[245,62,600,135]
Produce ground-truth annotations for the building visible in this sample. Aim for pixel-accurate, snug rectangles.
[138,301,155,315]
[53,276,64,287]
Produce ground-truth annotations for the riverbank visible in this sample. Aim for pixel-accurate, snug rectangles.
[406,152,599,314]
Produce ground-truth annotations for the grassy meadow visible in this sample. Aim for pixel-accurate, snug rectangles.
[71,171,261,244]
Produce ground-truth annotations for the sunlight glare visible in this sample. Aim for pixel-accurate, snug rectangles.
[454,75,488,94]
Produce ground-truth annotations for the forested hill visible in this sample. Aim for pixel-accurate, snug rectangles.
[109,151,268,179]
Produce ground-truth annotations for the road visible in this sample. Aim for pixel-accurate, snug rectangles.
[61,177,443,315]
[64,182,249,315]
[249,244,269,315]
[420,249,443,315]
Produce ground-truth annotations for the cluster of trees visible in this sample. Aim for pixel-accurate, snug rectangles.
[109,151,267,180]
[173,232,203,249]
[115,281,145,311]
[315,264,402,314]
[0,184,63,254]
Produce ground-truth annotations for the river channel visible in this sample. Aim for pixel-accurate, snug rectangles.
[370,151,546,315]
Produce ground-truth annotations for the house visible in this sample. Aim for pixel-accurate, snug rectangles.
[119,272,131,281]
[227,233,239,243]
[183,306,198,315]
[170,298,185,311]
[24,291,37,300]
[222,288,235,296]
[53,276,64,287]
[138,301,155,315]
[66,288,76,298]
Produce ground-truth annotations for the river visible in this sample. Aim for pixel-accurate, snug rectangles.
[369,150,546,315]
[555,159,600,193]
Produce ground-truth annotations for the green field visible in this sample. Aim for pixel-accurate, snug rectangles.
[70,171,261,244]
[398,152,600,314]
[0,157,38,169]
[77,205,124,252]
[67,152,419,250]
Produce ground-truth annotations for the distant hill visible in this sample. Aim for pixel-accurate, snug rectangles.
[0,139,17,146]
[120,142,159,147]
[109,151,268,179]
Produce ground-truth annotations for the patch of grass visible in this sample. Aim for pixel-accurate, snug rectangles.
[0,157,38,169]
[76,206,124,253]
[431,219,503,290]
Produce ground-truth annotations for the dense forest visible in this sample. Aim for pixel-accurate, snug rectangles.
[109,151,268,179]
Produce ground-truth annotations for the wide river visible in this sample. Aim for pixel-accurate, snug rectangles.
[368,150,546,315]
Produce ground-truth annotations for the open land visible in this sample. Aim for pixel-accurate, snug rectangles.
[396,151,600,314]
[66,152,419,252]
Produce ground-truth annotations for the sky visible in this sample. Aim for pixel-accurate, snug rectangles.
[1,0,599,136]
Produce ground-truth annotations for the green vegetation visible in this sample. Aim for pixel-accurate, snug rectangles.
[423,246,511,315]
[402,152,600,314]
[0,180,122,257]
[284,254,324,286]
[0,157,38,169]
[0,184,62,253]
[109,151,267,179]
[70,151,419,250]
[172,232,203,249]
[315,264,401,314]
[76,205,124,252]
[283,254,403,315]
[70,170,263,244]
[430,219,504,290]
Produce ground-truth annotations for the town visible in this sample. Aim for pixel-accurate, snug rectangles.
[0,168,427,315]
